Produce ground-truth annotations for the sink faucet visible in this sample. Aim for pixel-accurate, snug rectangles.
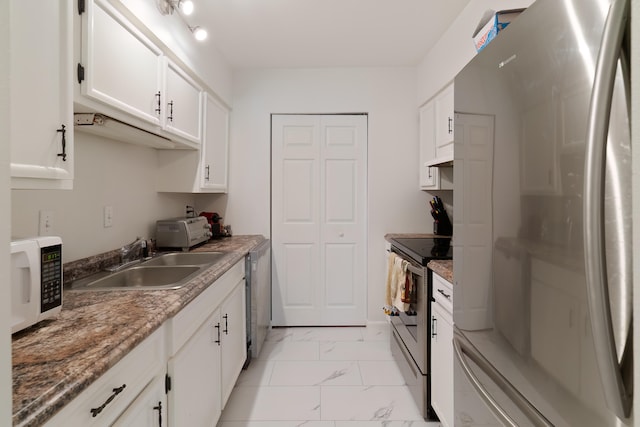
[120,237,148,264]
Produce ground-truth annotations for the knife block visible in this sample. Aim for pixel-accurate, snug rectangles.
[433,218,452,236]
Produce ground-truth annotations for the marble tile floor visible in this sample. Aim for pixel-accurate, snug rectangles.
[217,324,442,427]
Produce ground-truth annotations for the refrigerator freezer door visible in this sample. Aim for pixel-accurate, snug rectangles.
[453,0,633,425]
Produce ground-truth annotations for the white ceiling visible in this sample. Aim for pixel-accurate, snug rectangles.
[192,0,471,69]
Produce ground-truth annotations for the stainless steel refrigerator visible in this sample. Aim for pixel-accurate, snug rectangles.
[452,0,632,425]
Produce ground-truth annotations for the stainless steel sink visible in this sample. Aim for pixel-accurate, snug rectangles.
[78,265,202,290]
[70,251,227,291]
[141,252,226,267]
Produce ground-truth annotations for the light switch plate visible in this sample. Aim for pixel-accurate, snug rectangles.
[104,206,114,228]
[39,210,54,236]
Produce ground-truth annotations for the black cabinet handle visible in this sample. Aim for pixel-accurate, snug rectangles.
[167,100,174,122]
[448,116,453,134]
[155,91,161,115]
[223,314,229,335]
[90,384,126,417]
[214,322,221,345]
[57,125,67,161]
[205,165,210,181]
[431,317,437,338]
[153,401,162,427]
[437,288,451,300]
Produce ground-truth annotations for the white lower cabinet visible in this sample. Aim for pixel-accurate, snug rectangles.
[112,375,167,427]
[46,327,166,426]
[47,260,246,427]
[166,260,246,426]
[430,272,454,427]
[220,283,247,408]
[167,307,222,426]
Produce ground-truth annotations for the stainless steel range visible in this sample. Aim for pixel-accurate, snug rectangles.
[387,237,452,420]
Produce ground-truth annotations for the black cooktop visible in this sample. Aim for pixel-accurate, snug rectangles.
[390,237,452,266]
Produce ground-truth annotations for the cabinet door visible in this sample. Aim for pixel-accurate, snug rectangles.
[10,0,74,189]
[165,60,203,144]
[168,308,222,427]
[220,282,247,408]
[82,0,163,126]
[201,93,230,192]
[430,303,454,427]
[112,375,166,427]
[419,102,439,189]
[434,83,455,162]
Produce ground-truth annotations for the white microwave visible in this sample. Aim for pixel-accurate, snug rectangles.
[11,236,63,333]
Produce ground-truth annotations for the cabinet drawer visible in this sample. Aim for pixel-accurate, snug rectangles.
[432,272,453,314]
[47,326,165,426]
[168,261,245,354]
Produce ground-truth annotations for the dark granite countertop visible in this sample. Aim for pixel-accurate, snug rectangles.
[12,235,265,427]
[428,260,453,283]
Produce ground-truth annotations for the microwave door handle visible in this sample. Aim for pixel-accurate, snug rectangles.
[583,0,632,419]
[453,329,553,427]
[18,266,32,303]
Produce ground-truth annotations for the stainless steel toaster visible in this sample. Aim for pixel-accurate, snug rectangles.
[155,217,212,251]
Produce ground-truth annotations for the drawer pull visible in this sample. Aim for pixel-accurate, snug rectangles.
[432,316,437,338]
[223,314,229,335]
[214,322,221,345]
[153,401,163,427]
[90,384,126,417]
[437,288,451,300]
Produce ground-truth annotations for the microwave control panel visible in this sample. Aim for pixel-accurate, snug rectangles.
[41,244,62,312]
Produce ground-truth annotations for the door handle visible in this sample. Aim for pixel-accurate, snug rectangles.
[583,0,632,418]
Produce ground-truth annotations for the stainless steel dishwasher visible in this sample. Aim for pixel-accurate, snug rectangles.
[244,239,271,366]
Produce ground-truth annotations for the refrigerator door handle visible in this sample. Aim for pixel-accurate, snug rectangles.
[453,329,553,427]
[583,0,632,419]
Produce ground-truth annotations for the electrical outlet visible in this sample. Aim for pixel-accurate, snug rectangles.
[104,206,114,228]
[39,210,54,236]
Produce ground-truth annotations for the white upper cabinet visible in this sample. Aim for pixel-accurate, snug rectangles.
[419,89,453,191]
[164,59,203,144]
[201,93,230,191]
[433,82,455,164]
[10,0,74,189]
[156,92,229,193]
[419,102,438,189]
[80,0,163,126]
[77,0,204,148]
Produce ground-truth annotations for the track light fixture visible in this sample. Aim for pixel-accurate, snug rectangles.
[157,0,207,41]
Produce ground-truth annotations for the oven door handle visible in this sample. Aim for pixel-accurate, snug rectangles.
[388,249,424,273]
[406,263,424,277]
[453,328,553,427]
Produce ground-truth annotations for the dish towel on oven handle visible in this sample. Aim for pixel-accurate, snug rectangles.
[384,252,410,314]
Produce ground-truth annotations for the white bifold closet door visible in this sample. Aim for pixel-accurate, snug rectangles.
[271,114,367,326]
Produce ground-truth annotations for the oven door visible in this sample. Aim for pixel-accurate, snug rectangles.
[389,254,427,373]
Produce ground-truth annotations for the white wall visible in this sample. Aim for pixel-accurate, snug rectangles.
[220,67,432,322]
[0,0,12,420]
[11,134,196,262]
[417,0,535,105]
